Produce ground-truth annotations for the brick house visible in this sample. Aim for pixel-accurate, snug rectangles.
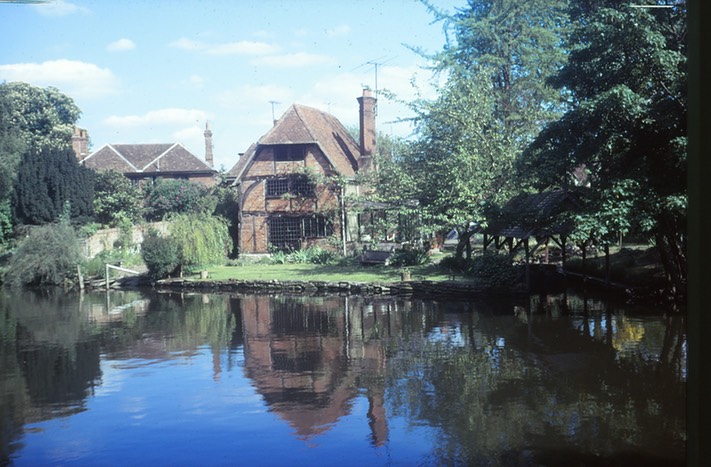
[229,89,376,254]
[78,124,218,187]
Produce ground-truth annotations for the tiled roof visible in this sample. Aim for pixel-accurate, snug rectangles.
[228,104,361,182]
[83,143,214,174]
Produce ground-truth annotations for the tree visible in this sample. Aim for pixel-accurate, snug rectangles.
[402,0,570,258]
[143,178,211,221]
[93,170,144,226]
[168,213,232,275]
[0,82,84,237]
[4,220,83,287]
[518,1,687,294]
[12,145,95,225]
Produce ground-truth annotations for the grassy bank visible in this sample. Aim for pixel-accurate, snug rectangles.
[196,261,456,283]
[564,246,666,288]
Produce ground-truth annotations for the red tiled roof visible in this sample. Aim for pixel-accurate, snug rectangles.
[229,104,361,182]
[83,143,215,174]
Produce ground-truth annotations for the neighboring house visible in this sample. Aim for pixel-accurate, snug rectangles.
[229,89,377,254]
[78,124,217,186]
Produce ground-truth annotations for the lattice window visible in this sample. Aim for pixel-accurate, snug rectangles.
[268,215,333,251]
[265,175,314,199]
[266,177,289,198]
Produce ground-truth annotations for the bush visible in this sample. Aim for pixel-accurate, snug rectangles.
[5,221,83,287]
[388,247,430,267]
[268,245,337,265]
[466,252,517,286]
[141,233,179,281]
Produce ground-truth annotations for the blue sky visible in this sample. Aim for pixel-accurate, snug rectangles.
[0,0,461,170]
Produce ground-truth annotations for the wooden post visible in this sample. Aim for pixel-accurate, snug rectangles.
[77,265,84,291]
[105,263,110,291]
[604,244,610,285]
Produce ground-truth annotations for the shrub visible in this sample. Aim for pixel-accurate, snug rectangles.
[388,247,430,267]
[466,252,517,286]
[5,221,83,287]
[141,233,179,281]
[143,179,210,221]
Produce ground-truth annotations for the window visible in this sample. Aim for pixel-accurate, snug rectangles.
[268,215,333,251]
[274,145,306,162]
[265,175,314,199]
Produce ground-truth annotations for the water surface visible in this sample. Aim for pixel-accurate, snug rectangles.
[0,289,686,465]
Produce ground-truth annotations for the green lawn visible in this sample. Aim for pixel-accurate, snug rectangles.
[194,261,455,283]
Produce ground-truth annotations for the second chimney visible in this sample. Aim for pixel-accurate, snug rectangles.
[357,89,376,171]
[204,121,214,168]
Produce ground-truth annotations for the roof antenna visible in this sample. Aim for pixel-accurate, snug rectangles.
[353,56,395,116]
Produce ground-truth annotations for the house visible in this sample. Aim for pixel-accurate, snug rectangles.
[78,124,217,187]
[229,89,377,254]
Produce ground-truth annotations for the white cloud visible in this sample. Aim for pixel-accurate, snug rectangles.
[0,59,119,99]
[31,0,88,17]
[169,37,278,56]
[106,38,136,52]
[325,24,351,37]
[251,52,334,68]
[104,108,209,128]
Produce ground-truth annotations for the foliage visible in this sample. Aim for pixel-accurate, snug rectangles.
[388,247,431,267]
[399,0,570,256]
[518,2,687,293]
[168,213,232,273]
[0,201,12,250]
[209,174,240,258]
[93,170,144,226]
[0,82,81,154]
[12,145,95,225]
[143,179,211,221]
[4,221,83,287]
[140,232,180,281]
[268,245,337,265]
[0,82,82,235]
[466,252,518,286]
[81,248,144,278]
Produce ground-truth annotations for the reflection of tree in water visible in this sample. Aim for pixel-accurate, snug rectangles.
[384,294,686,465]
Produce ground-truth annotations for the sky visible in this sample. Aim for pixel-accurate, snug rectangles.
[0,0,462,171]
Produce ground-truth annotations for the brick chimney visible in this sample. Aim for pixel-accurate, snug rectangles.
[71,126,88,160]
[204,121,214,167]
[357,89,376,172]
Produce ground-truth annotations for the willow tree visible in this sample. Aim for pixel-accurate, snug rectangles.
[519,1,687,294]
[404,0,570,259]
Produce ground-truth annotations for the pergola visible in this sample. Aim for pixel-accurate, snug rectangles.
[481,190,582,282]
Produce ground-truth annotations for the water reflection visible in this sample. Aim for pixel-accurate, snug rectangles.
[0,288,686,465]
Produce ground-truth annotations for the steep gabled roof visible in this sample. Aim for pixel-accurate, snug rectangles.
[83,143,214,174]
[228,104,361,183]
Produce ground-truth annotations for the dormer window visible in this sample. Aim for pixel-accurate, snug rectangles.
[274,145,306,162]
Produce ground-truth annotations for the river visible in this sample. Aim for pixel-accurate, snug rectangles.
[0,288,686,466]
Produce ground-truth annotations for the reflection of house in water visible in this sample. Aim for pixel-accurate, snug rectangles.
[236,295,398,445]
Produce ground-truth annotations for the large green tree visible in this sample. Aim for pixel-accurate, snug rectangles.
[93,170,144,226]
[12,145,95,225]
[0,82,86,230]
[403,0,570,258]
[518,1,687,293]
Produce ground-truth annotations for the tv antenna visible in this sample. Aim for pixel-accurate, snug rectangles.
[353,56,395,114]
